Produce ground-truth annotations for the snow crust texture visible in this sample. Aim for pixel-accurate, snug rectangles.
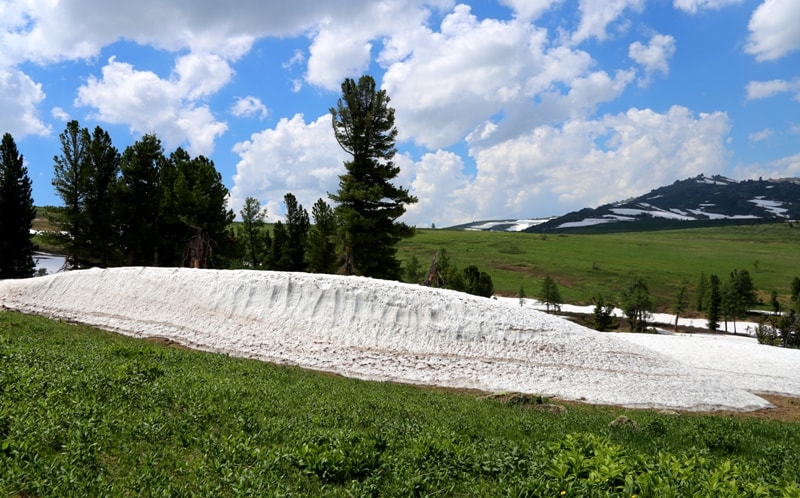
[2,267,797,412]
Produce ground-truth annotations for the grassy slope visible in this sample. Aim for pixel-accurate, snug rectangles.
[2,311,800,496]
[397,223,800,311]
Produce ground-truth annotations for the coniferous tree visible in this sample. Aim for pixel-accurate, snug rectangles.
[540,275,562,313]
[463,265,494,298]
[50,120,91,267]
[283,193,309,271]
[50,121,121,268]
[306,198,337,273]
[116,134,167,266]
[517,285,527,307]
[621,275,652,332]
[239,197,270,269]
[0,133,36,279]
[329,75,417,280]
[592,295,616,331]
[770,289,781,315]
[403,255,423,284]
[270,221,289,271]
[707,274,721,331]
[164,149,234,267]
[791,276,800,311]
[673,283,689,331]
[696,271,708,311]
[727,268,757,334]
[83,126,121,266]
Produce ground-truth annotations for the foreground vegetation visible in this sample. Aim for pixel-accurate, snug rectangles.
[398,223,800,311]
[2,311,800,496]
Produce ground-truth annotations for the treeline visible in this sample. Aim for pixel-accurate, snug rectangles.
[235,203,496,298]
[755,277,800,349]
[47,121,234,269]
[4,75,502,297]
[527,269,759,334]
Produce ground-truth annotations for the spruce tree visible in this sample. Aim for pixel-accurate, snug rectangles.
[329,75,417,280]
[306,198,337,273]
[283,193,309,271]
[540,275,562,313]
[239,197,270,269]
[163,149,234,267]
[0,133,37,279]
[621,275,652,332]
[673,283,689,331]
[50,120,91,267]
[707,274,721,331]
[50,121,120,268]
[84,126,120,266]
[116,134,167,266]
[270,221,290,271]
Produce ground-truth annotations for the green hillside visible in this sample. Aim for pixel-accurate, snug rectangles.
[3,311,800,496]
[398,223,800,311]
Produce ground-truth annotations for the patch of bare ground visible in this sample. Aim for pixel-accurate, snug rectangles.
[145,336,194,350]
[415,384,800,422]
[710,394,800,423]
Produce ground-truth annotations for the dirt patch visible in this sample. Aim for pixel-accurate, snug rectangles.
[145,336,194,350]
[708,394,800,423]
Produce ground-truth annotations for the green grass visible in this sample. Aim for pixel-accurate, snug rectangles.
[398,223,800,311]
[2,311,800,496]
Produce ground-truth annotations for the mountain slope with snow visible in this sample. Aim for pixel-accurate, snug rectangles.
[453,175,800,232]
[2,267,800,411]
[529,175,800,232]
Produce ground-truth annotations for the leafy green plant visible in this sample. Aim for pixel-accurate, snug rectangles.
[3,310,800,496]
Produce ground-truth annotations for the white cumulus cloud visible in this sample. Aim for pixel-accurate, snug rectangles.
[231,96,268,119]
[629,33,676,83]
[229,113,349,219]
[746,0,800,61]
[75,55,229,156]
[454,106,732,223]
[746,79,800,100]
[673,0,743,14]
[497,0,564,20]
[571,0,644,45]
[0,68,49,138]
[382,4,635,150]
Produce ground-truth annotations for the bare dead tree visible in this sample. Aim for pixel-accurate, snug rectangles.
[423,251,445,287]
[183,226,214,268]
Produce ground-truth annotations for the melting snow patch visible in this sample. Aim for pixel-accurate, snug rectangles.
[749,198,788,217]
[2,267,798,411]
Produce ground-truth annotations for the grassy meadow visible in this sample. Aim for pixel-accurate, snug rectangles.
[2,311,800,496]
[398,223,800,311]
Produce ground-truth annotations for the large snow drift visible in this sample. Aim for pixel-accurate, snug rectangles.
[2,267,798,412]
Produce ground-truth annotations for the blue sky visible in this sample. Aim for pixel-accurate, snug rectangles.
[1,0,799,227]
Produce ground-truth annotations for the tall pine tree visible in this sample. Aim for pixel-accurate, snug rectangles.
[0,133,36,279]
[50,121,120,268]
[329,75,417,280]
[306,198,337,274]
[50,120,91,267]
[84,126,120,266]
[283,193,309,272]
[116,134,167,266]
[239,196,270,269]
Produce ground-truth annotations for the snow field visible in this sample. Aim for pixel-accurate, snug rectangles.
[2,267,798,411]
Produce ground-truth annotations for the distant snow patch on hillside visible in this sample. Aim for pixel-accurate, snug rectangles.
[461,219,550,231]
[610,207,693,220]
[749,197,788,217]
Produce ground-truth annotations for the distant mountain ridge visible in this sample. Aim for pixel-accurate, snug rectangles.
[452,175,800,233]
